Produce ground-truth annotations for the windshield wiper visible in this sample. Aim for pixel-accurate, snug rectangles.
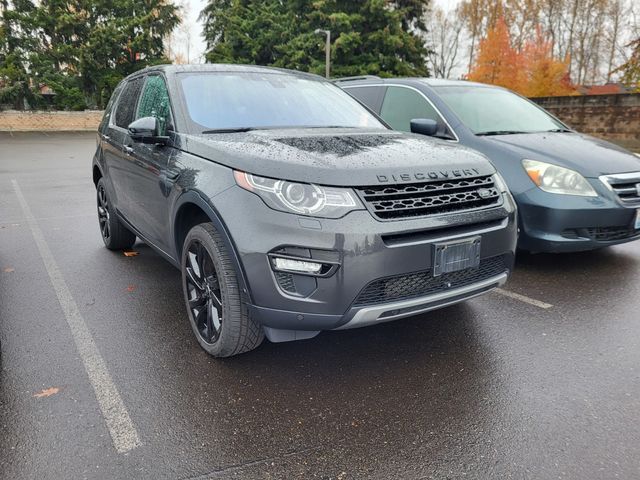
[475,130,528,136]
[545,128,572,133]
[201,127,259,134]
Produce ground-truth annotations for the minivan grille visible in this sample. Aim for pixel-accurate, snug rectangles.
[602,172,640,206]
[356,175,501,220]
[353,255,508,307]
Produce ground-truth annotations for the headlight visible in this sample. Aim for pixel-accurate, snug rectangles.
[522,160,597,197]
[234,171,362,218]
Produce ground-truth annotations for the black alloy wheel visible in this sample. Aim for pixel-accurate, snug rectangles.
[184,240,223,344]
[97,183,111,241]
[95,178,136,250]
[181,223,264,357]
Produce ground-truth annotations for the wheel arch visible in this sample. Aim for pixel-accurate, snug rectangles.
[172,191,253,304]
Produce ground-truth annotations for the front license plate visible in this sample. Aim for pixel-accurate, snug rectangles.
[433,237,481,277]
[635,210,640,230]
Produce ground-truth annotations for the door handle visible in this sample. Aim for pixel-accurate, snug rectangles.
[102,134,110,141]
[124,145,134,155]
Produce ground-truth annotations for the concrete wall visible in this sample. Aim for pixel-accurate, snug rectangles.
[0,110,103,132]
[532,94,640,151]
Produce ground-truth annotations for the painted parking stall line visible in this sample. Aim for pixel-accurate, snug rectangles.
[494,288,553,309]
[11,179,141,454]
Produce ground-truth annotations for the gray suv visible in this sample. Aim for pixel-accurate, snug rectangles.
[92,65,517,357]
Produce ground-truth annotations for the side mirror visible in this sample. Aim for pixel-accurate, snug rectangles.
[410,118,438,137]
[128,116,169,145]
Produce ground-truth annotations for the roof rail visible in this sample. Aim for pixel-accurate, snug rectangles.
[332,75,381,83]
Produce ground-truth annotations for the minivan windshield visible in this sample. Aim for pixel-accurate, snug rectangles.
[178,72,386,132]
[433,85,565,135]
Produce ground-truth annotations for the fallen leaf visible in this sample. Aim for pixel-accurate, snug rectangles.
[34,387,60,398]
[126,285,136,292]
[123,250,139,257]
[3,267,15,273]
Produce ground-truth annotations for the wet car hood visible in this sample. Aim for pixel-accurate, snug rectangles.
[484,132,640,177]
[179,128,494,186]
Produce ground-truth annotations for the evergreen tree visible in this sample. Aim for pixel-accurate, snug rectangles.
[201,0,430,78]
[3,0,179,110]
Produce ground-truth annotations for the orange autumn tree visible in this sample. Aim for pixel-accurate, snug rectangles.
[468,18,576,97]
[520,28,575,97]
[467,17,524,92]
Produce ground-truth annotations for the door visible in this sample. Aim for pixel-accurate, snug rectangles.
[103,77,144,217]
[379,86,453,139]
[122,74,175,250]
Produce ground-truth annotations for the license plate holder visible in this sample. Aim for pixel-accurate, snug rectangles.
[433,237,481,277]
[635,210,640,230]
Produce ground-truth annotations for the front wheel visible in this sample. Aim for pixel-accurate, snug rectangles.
[181,223,264,357]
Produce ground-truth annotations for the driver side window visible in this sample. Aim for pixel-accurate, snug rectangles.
[380,86,443,133]
[137,75,173,136]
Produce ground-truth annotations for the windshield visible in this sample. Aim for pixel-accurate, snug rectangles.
[434,85,565,135]
[178,72,386,132]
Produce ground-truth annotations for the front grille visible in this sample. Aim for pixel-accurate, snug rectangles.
[353,255,508,307]
[587,227,638,241]
[602,173,640,206]
[356,175,501,220]
[562,226,639,241]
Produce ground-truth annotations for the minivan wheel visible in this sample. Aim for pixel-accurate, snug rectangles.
[96,178,136,250]
[181,223,264,357]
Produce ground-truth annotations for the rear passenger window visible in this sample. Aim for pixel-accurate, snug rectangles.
[380,86,442,132]
[114,78,143,129]
[137,75,172,136]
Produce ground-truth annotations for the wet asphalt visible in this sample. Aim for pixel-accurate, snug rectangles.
[1,132,639,480]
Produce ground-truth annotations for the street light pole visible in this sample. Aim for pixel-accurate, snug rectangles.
[314,29,331,79]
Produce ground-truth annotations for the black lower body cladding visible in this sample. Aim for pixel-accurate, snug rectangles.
[217,185,518,342]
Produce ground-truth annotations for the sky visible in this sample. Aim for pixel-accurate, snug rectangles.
[177,0,462,63]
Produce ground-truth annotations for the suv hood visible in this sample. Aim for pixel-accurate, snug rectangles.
[484,132,640,177]
[179,128,494,186]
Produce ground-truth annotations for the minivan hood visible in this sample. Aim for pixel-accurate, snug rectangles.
[484,132,640,177]
[179,128,494,186]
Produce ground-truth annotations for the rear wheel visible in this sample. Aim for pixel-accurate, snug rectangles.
[96,178,136,250]
[181,223,264,357]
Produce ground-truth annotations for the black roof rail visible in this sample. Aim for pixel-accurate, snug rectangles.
[332,75,381,83]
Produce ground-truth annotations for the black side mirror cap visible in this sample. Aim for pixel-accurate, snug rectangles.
[410,118,438,137]
[128,116,169,145]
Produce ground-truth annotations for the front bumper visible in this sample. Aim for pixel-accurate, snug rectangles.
[516,182,640,253]
[216,186,517,338]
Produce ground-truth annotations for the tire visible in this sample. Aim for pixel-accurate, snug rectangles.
[181,223,264,357]
[96,178,136,250]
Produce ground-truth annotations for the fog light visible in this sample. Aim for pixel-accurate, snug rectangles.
[272,257,323,274]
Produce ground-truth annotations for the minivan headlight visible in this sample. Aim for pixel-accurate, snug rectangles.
[234,171,362,218]
[522,160,597,197]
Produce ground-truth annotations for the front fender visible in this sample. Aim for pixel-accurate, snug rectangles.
[171,190,253,305]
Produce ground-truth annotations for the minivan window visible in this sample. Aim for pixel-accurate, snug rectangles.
[434,86,564,134]
[380,86,442,132]
[178,72,386,132]
[114,78,144,129]
[137,75,172,135]
[345,86,385,113]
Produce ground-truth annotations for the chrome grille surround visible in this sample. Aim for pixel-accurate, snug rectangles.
[599,172,640,207]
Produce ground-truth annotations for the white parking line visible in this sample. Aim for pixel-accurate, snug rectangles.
[11,179,141,454]
[494,288,553,309]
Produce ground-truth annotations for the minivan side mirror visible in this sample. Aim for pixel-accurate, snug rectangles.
[128,116,169,145]
[410,118,438,137]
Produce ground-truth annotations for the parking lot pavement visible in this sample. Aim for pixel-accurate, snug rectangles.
[1,132,640,480]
